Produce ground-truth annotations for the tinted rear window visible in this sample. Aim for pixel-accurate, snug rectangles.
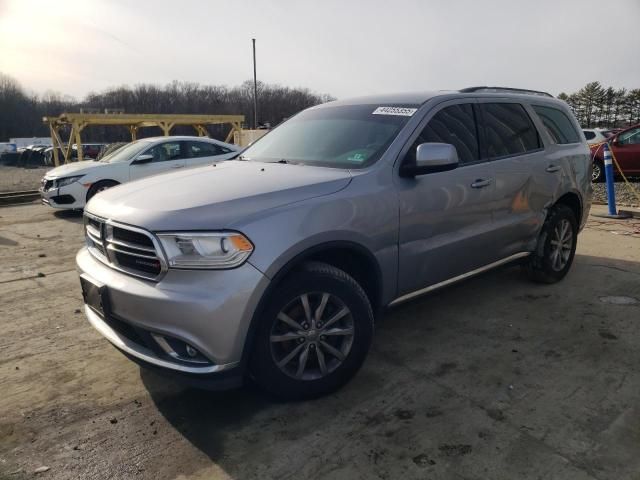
[532,105,581,144]
[480,103,541,158]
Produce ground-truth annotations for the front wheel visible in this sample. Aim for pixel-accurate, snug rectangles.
[525,204,578,283]
[250,262,374,400]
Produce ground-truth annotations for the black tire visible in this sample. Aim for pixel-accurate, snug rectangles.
[525,204,578,284]
[250,261,374,400]
[86,180,118,202]
[592,160,604,182]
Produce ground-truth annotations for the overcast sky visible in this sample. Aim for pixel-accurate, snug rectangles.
[1,0,639,100]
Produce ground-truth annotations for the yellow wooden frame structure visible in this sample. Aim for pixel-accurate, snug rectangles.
[43,113,245,166]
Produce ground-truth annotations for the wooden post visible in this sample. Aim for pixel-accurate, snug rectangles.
[74,122,83,162]
[129,125,138,141]
[49,122,61,167]
[64,124,75,164]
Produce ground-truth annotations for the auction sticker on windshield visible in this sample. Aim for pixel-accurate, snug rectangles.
[372,106,417,116]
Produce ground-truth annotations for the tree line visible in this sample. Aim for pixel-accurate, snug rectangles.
[558,82,640,129]
[0,72,334,142]
[2,73,639,143]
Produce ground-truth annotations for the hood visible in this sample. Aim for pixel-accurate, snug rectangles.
[45,160,105,178]
[87,160,352,231]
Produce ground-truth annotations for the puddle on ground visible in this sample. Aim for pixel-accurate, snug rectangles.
[599,296,639,305]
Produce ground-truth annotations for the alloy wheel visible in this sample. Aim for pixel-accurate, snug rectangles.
[592,163,601,181]
[270,292,354,380]
[549,218,573,271]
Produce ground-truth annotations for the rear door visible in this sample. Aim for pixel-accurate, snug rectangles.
[481,101,567,258]
[396,100,499,296]
[185,140,235,168]
[129,140,186,180]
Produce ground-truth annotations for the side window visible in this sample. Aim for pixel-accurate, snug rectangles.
[480,103,541,158]
[618,128,640,145]
[145,142,183,162]
[188,141,229,157]
[583,131,596,140]
[532,105,581,144]
[407,104,479,165]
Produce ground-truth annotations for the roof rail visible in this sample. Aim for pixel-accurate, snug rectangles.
[460,86,554,98]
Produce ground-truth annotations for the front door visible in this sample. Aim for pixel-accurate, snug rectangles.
[396,101,498,297]
[129,140,186,181]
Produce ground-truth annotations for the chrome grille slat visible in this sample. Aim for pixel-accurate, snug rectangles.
[83,213,165,281]
[105,236,156,253]
[106,244,159,260]
[86,226,103,245]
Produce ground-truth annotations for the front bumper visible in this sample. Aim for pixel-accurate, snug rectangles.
[76,247,269,385]
[40,181,86,210]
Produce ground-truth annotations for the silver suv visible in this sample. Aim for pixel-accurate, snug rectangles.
[77,87,592,399]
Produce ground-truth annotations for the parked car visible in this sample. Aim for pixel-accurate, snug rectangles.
[582,128,610,145]
[590,123,640,181]
[40,136,238,210]
[73,143,106,160]
[77,88,591,400]
[44,144,107,166]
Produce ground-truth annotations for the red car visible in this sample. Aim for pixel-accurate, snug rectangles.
[590,123,640,181]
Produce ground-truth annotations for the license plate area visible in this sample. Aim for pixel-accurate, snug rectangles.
[80,274,110,318]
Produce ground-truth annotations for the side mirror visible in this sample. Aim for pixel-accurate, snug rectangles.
[133,154,153,164]
[400,143,459,177]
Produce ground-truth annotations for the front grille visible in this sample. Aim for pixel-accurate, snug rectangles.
[84,214,165,281]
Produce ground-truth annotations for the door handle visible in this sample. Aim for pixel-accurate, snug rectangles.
[470,178,492,188]
[170,164,184,169]
[546,165,561,173]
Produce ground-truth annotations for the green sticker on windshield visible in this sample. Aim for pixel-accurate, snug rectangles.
[346,152,368,163]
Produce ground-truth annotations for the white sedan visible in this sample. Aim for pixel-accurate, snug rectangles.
[40,136,239,210]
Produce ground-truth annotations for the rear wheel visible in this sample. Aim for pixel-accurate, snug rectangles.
[250,261,374,400]
[525,204,577,283]
[592,161,604,182]
[86,180,118,202]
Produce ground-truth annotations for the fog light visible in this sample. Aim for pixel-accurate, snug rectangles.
[151,333,211,365]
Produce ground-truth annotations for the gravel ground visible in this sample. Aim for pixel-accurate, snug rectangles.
[0,166,49,192]
[592,181,640,208]
[1,204,640,480]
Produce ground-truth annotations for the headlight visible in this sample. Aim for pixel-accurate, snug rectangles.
[55,175,84,188]
[157,232,253,269]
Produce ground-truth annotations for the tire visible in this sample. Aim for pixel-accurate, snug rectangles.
[525,204,578,284]
[592,160,604,182]
[250,261,374,400]
[86,180,118,202]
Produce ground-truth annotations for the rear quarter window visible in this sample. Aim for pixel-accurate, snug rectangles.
[583,130,596,140]
[532,105,581,144]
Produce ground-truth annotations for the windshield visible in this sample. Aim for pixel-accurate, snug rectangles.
[99,140,151,163]
[241,104,418,168]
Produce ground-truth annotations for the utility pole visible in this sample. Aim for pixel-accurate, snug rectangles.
[252,38,258,130]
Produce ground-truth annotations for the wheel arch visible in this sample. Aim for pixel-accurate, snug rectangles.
[86,179,120,202]
[240,240,383,369]
[554,191,582,226]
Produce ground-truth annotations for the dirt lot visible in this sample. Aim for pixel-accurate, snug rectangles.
[0,167,49,192]
[1,203,639,480]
